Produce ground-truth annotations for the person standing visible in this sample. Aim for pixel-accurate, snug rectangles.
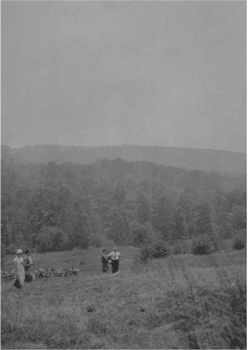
[13,249,25,296]
[24,249,34,294]
[101,249,109,273]
[108,247,121,273]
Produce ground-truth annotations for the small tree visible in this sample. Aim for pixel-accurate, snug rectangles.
[192,234,213,255]
[151,240,168,258]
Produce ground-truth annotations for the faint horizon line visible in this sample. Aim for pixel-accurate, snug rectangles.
[1,143,246,155]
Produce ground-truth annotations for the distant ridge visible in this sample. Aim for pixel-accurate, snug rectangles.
[1,144,246,174]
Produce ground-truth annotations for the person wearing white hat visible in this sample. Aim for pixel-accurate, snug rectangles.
[13,249,25,295]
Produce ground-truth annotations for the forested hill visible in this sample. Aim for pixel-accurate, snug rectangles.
[1,155,246,251]
[2,144,246,174]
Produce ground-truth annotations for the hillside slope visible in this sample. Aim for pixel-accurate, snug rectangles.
[1,154,246,250]
[2,144,246,174]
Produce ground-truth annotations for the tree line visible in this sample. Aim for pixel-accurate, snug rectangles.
[1,157,246,253]
[2,144,246,174]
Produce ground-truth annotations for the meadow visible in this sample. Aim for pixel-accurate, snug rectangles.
[1,245,246,349]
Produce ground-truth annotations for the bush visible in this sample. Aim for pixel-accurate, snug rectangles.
[152,241,168,258]
[192,234,213,255]
[233,231,246,250]
[5,244,17,255]
[134,240,169,264]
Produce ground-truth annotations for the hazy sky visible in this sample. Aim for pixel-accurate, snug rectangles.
[2,1,246,152]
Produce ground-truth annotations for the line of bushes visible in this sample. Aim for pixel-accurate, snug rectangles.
[133,230,246,264]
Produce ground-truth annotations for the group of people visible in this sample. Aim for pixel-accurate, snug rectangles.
[102,247,121,274]
[12,246,121,296]
[13,248,34,296]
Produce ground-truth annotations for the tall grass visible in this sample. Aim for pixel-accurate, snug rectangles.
[2,250,246,349]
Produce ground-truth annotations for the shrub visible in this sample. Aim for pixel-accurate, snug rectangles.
[134,240,168,264]
[151,241,168,258]
[192,234,213,255]
[233,231,246,250]
[5,244,17,255]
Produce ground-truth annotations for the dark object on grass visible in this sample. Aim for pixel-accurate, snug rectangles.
[13,279,21,289]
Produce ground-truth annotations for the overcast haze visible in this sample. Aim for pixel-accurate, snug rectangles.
[2,1,246,153]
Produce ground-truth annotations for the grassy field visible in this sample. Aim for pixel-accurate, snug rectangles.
[1,246,246,349]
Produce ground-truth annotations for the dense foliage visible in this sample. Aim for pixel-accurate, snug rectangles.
[1,155,246,253]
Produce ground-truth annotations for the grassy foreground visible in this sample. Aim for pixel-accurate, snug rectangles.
[1,247,246,349]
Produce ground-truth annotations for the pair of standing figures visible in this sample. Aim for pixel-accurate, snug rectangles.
[13,248,34,295]
[102,247,121,273]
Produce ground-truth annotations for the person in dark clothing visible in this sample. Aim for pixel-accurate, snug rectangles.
[101,249,109,273]
[24,249,34,294]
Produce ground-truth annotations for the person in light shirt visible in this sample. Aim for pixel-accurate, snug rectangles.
[108,247,121,273]
[13,249,25,296]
